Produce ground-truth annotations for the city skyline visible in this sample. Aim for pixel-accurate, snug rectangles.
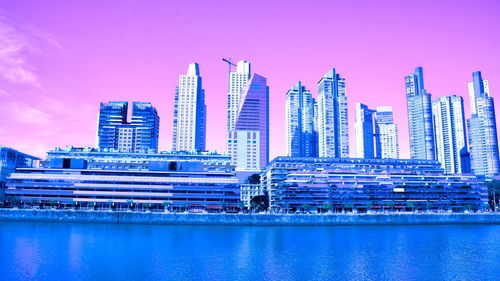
[1,0,500,159]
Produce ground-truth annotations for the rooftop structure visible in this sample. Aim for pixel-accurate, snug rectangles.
[44,146,234,173]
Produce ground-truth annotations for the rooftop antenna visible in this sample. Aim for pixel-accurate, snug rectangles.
[222,58,236,92]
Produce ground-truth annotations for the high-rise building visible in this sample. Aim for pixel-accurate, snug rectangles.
[317,68,348,158]
[355,104,399,159]
[405,67,436,160]
[172,63,206,152]
[432,95,468,174]
[286,81,317,157]
[131,102,160,152]
[97,101,128,149]
[227,60,251,131]
[355,103,375,158]
[467,71,500,177]
[374,106,399,159]
[97,102,159,152]
[227,74,269,171]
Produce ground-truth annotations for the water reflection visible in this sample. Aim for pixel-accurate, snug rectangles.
[0,223,499,280]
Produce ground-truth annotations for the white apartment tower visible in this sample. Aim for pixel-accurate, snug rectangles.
[227,60,251,131]
[172,63,206,152]
[432,95,467,174]
[317,68,349,158]
[375,106,399,159]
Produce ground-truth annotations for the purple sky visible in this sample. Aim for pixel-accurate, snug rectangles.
[1,0,500,158]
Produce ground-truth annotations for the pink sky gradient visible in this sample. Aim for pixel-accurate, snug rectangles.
[1,0,500,159]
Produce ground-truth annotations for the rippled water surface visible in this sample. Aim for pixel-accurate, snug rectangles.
[1,222,499,280]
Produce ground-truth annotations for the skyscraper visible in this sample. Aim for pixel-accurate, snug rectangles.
[227,74,269,171]
[432,95,468,174]
[355,103,375,158]
[97,101,128,149]
[132,102,160,152]
[317,68,348,158]
[374,106,399,159]
[172,63,206,152]
[355,104,399,159]
[467,71,500,177]
[97,102,159,152]
[227,60,251,131]
[286,81,317,157]
[405,67,436,160]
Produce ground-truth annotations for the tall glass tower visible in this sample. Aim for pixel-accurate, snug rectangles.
[286,81,317,157]
[432,95,468,174]
[467,71,500,177]
[317,68,348,158]
[97,101,159,152]
[172,63,206,152]
[355,103,375,158]
[405,67,436,160]
[227,74,269,171]
[132,102,160,152]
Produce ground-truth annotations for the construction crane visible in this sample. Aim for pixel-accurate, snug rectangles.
[222,58,236,92]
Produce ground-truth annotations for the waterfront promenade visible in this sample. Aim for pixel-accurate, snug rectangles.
[1,209,500,226]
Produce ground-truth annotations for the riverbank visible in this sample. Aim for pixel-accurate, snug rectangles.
[1,209,500,226]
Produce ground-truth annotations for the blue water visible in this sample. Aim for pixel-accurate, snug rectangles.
[0,222,499,280]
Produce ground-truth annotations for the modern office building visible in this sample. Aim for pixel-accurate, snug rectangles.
[261,157,487,212]
[5,158,240,211]
[286,81,317,157]
[467,71,500,177]
[97,102,160,153]
[432,95,468,174]
[227,60,252,132]
[227,74,269,171]
[44,146,234,173]
[0,147,39,200]
[132,102,161,152]
[172,62,207,152]
[355,103,375,158]
[317,68,349,158]
[97,101,128,149]
[405,67,436,160]
[355,105,399,159]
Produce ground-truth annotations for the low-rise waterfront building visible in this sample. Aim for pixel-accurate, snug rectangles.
[240,184,263,208]
[5,158,240,211]
[261,157,487,212]
[0,147,39,200]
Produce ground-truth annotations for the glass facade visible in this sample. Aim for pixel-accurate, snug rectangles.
[355,105,399,159]
[228,74,269,171]
[405,67,436,160]
[0,147,39,200]
[97,102,159,153]
[467,71,500,177]
[286,81,317,157]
